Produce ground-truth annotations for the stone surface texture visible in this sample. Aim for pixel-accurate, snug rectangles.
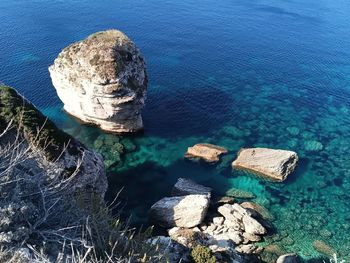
[149,195,210,228]
[185,143,228,163]
[232,148,298,181]
[49,30,147,133]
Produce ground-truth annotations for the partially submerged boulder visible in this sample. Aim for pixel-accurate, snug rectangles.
[149,195,210,228]
[172,178,212,197]
[232,148,298,181]
[276,253,301,263]
[185,143,228,163]
[241,202,274,221]
[49,30,147,133]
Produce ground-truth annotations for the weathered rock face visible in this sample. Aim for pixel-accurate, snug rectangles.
[185,143,228,163]
[172,178,212,197]
[149,195,210,228]
[49,30,147,133]
[232,148,298,181]
[0,86,107,260]
[147,236,190,263]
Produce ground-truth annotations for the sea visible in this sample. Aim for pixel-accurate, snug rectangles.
[1,0,350,261]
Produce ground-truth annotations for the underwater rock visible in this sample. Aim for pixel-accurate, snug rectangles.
[304,140,323,151]
[276,253,300,263]
[49,30,147,133]
[185,143,228,163]
[225,188,256,199]
[172,178,212,197]
[286,127,300,136]
[318,229,332,238]
[215,196,236,205]
[240,202,274,221]
[232,148,298,181]
[149,195,210,228]
[312,240,336,257]
[263,244,286,256]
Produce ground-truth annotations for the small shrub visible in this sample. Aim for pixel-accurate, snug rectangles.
[191,245,217,263]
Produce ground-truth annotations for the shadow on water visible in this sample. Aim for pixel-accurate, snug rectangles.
[143,84,235,137]
[105,161,175,226]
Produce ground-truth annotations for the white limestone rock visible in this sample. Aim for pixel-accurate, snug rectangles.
[277,253,301,263]
[149,195,209,228]
[232,148,298,181]
[49,30,147,133]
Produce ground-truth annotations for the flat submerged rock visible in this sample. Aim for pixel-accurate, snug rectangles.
[232,148,298,181]
[185,143,228,163]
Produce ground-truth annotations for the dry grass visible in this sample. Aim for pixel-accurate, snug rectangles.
[0,119,166,263]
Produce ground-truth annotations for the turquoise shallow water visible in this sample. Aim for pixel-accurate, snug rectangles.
[1,0,350,261]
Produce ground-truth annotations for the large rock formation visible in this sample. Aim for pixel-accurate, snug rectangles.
[149,195,210,228]
[49,30,147,133]
[185,143,228,163]
[232,148,298,181]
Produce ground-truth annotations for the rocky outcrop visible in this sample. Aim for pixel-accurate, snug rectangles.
[232,148,298,181]
[172,178,212,197]
[49,30,147,133]
[149,195,210,228]
[0,85,107,260]
[0,85,106,196]
[185,143,228,163]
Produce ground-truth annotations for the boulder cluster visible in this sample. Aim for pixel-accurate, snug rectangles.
[149,178,270,262]
[149,143,301,262]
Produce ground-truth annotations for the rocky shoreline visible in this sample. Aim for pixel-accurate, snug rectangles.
[1,28,340,262]
[148,177,302,263]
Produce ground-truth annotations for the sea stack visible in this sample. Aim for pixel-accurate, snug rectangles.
[49,30,147,133]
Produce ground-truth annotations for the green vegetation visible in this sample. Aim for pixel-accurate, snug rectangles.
[191,245,217,263]
[0,85,73,160]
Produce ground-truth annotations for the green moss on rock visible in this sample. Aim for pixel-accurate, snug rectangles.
[191,246,217,263]
[0,85,73,160]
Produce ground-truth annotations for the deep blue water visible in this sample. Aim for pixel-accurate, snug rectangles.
[1,0,350,260]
